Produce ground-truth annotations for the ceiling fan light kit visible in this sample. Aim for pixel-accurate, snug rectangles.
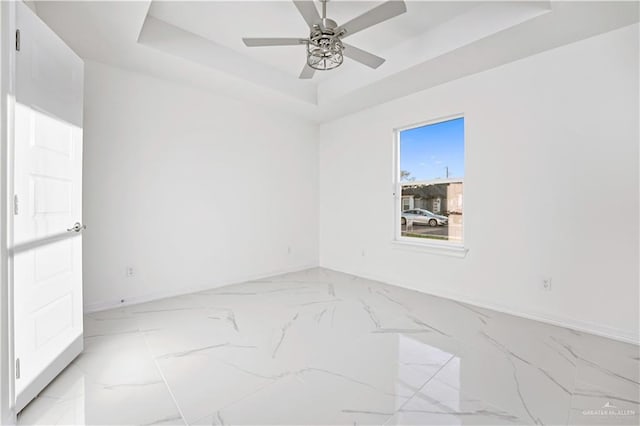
[242,0,407,79]
[307,23,344,70]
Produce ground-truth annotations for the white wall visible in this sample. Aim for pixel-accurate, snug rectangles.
[83,61,318,311]
[319,24,639,343]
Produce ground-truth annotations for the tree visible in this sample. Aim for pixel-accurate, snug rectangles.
[400,170,415,182]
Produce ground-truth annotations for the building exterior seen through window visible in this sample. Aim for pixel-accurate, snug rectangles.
[398,116,464,244]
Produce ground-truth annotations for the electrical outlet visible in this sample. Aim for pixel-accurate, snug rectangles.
[361,249,365,257]
[287,246,292,255]
[126,266,135,277]
[541,277,552,291]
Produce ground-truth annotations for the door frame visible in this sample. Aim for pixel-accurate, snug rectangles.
[1,1,17,425]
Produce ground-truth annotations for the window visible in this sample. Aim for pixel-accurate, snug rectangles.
[395,116,464,245]
[433,198,441,213]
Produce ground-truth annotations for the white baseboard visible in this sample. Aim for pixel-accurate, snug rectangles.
[322,265,640,346]
[84,263,319,314]
[84,262,639,346]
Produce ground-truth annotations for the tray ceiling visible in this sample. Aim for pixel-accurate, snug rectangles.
[33,1,640,122]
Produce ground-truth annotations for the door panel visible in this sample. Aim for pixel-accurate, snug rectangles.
[13,2,84,412]
[34,239,73,282]
[34,294,73,346]
[16,2,83,128]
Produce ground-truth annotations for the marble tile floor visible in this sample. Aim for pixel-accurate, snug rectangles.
[17,268,639,425]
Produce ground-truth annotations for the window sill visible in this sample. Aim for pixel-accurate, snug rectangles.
[391,239,468,258]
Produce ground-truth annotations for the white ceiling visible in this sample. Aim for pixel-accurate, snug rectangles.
[33,1,639,123]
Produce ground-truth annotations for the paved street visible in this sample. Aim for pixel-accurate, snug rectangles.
[401,223,449,237]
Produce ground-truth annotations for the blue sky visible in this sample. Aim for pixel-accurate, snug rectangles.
[400,117,464,181]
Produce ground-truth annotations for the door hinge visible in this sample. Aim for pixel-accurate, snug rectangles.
[15,358,20,379]
[15,29,20,52]
[13,194,19,215]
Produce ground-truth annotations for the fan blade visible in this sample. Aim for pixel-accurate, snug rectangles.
[293,1,321,28]
[343,43,385,69]
[339,0,407,38]
[243,38,307,47]
[299,63,316,79]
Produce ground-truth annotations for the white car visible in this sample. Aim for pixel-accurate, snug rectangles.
[401,209,448,227]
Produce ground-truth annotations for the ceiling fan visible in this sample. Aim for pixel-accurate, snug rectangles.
[242,0,407,79]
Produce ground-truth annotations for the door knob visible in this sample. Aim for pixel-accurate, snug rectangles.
[66,222,86,232]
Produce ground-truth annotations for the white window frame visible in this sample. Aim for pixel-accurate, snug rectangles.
[392,113,468,257]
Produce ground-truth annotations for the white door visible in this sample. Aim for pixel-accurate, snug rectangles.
[12,2,84,412]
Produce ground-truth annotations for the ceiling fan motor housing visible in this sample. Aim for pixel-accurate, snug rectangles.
[317,18,339,31]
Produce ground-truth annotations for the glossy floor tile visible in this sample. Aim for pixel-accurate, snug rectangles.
[17,268,640,425]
